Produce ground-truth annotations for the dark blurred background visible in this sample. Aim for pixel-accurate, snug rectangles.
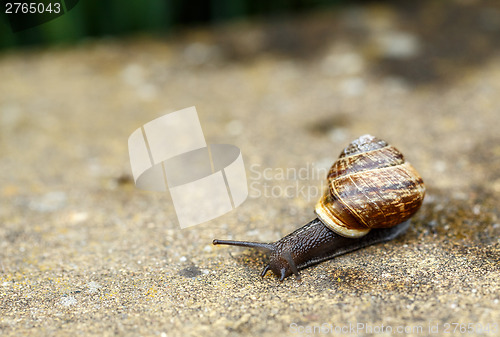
[2,0,500,86]
[0,0,349,49]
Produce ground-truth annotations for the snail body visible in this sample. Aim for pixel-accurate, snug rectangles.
[213,135,425,281]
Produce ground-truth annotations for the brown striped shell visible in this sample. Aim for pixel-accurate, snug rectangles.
[315,134,425,238]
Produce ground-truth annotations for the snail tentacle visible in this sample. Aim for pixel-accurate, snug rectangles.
[260,264,271,277]
[279,269,287,282]
[283,251,301,280]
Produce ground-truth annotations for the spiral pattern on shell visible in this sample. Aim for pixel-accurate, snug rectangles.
[315,134,425,238]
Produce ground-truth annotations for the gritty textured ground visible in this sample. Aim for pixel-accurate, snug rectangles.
[1,1,499,336]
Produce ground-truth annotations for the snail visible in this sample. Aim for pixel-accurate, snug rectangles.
[213,135,425,281]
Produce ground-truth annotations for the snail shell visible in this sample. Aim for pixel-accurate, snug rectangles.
[213,134,425,281]
[315,134,425,238]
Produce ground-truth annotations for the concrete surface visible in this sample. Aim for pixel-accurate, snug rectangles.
[1,1,499,336]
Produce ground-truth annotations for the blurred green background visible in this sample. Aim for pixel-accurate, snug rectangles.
[0,0,348,50]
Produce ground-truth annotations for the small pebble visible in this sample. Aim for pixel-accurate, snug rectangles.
[60,296,77,307]
[375,31,421,59]
[29,191,67,212]
[69,212,88,224]
[321,52,364,76]
[86,281,101,294]
[340,77,365,96]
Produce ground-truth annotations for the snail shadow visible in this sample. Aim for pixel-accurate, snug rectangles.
[413,187,499,247]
